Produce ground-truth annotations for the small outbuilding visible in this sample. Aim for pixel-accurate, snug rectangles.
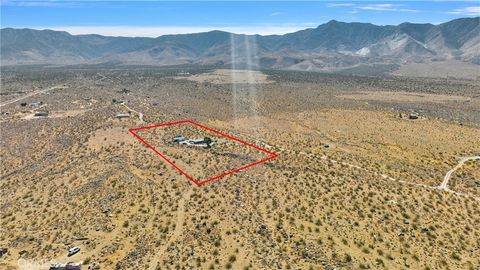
[409,113,419,120]
[115,113,130,119]
[172,135,186,143]
[112,99,126,104]
[34,111,49,117]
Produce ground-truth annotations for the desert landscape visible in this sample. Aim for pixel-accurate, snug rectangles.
[0,66,479,269]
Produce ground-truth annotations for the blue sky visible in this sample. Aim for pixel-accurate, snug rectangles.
[1,1,479,36]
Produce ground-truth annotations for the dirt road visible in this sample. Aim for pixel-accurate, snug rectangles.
[0,85,68,108]
[122,104,144,122]
[148,186,193,270]
[439,156,480,191]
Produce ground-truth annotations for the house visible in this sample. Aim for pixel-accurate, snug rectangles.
[34,111,48,117]
[179,137,214,148]
[49,262,81,270]
[115,113,130,119]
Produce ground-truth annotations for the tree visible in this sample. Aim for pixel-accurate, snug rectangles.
[204,137,213,147]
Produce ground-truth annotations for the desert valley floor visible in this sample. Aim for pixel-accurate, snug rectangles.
[1,67,479,270]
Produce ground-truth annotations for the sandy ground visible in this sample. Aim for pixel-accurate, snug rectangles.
[22,109,90,120]
[86,126,135,152]
[1,69,479,270]
[393,60,480,80]
[176,69,274,84]
[338,91,472,104]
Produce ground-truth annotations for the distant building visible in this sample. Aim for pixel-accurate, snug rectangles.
[112,99,126,104]
[115,113,130,119]
[34,111,48,117]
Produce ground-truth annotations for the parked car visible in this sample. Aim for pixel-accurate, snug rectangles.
[67,246,80,257]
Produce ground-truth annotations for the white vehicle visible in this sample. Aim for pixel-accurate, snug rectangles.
[67,246,80,257]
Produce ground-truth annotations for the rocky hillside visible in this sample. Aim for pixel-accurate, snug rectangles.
[1,17,479,71]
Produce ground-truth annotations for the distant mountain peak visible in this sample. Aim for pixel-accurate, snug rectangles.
[326,19,341,24]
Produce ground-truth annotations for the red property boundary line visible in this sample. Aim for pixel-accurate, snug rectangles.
[129,120,279,186]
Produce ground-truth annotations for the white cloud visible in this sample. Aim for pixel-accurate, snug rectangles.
[448,6,480,16]
[1,0,89,8]
[357,3,418,12]
[325,2,418,13]
[270,11,283,16]
[40,25,318,37]
[325,3,355,8]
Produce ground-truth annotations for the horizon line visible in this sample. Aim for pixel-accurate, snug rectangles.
[2,16,478,37]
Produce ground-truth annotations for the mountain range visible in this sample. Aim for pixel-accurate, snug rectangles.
[1,17,479,72]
